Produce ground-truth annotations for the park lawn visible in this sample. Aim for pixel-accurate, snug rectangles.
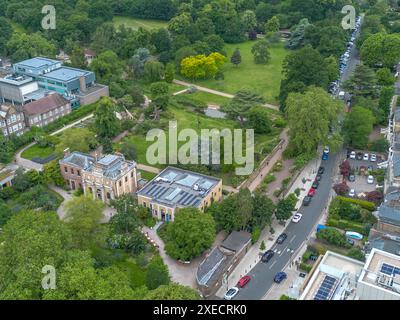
[138,170,157,181]
[181,41,288,105]
[21,144,55,160]
[113,16,168,31]
[182,91,231,106]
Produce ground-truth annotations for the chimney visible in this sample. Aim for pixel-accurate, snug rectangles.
[63,148,70,157]
[79,76,87,93]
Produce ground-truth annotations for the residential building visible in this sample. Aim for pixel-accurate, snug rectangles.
[366,228,400,256]
[59,151,137,203]
[84,49,96,66]
[23,93,71,128]
[13,57,109,108]
[196,231,252,298]
[0,104,26,137]
[375,189,400,235]
[136,166,223,222]
[299,249,400,300]
[0,164,20,189]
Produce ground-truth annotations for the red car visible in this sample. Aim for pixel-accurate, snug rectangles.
[308,188,316,197]
[237,276,251,288]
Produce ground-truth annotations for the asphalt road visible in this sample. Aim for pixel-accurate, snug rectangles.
[234,152,338,300]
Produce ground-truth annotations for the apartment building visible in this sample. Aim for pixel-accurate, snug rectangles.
[136,167,223,222]
[0,104,25,137]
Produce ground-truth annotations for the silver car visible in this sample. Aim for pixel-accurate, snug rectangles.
[224,287,239,300]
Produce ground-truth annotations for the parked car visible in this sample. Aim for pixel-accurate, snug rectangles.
[308,188,316,197]
[371,154,377,162]
[318,166,325,175]
[312,180,319,189]
[324,146,330,154]
[367,175,374,184]
[262,250,274,263]
[348,174,355,182]
[292,213,303,223]
[350,151,356,159]
[363,153,369,161]
[237,276,251,288]
[299,272,307,278]
[315,174,322,182]
[303,196,312,206]
[322,152,328,160]
[349,189,355,197]
[277,233,288,244]
[356,152,363,160]
[224,287,239,300]
[274,272,287,284]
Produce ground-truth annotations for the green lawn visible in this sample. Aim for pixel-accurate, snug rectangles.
[181,91,232,106]
[181,41,288,105]
[138,170,157,181]
[21,144,55,160]
[113,16,168,31]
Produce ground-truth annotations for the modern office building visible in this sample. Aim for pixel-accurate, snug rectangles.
[59,151,137,204]
[136,167,223,222]
[12,57,109,108]
[0,74,44,106]
[0,104,26,137]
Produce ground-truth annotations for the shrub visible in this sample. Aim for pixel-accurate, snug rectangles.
[336,196,376,211]
[260,240,266,251]
[316,228,349,248]
[369,137,389,153]
[327,218,367,235]
[300,262,313,273]
[264,173,276,184]
[274,118,287,128]
[333,182,350,196]
[280,295,295,300]
[251,226,261,244]
[294,188,301,196]
[347,248,365,262]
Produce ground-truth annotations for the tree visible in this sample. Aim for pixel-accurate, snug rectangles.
[276,197,296,222]
[247,106,272,134]
[145,256,170,290]
[265,16,280,33]
[120,141,137,161]
[333,182,350,196]
[343,106,375,149]
[56,127,97,155]
[0,201,12,227]
[150,82,170,120]
[165,63,175,83]
[144,60,165,83]
[339,160,351,178]
[259,240,266,251]
[129,48,151,78]
[251,40,270,64]
[90,50,124,84]
[252,193,275,229]
[165,208,215,261]
[109,194,141,234]
[180,52,226,80]
[0,17,13,55]
[361,33,400,68]
[0,210,71,299]
[286,87,343,156]
[241,10,257,32]
[342,64,377,98]
[287,18,312,50]
[64,196,105,249]
[143,283,200,300]
[69,45,87,69]
[230,48,242,67]
[168,13,192,35]
[94,97,120,141]
[222,89,265,127]
[130,86,145,108]
[317,228,348,248]
[376,68,395,86]
[43,160,66,187]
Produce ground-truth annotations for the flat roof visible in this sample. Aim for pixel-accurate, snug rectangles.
[15,57,59,69]
[0,74,34,86]
[42,66,89,82]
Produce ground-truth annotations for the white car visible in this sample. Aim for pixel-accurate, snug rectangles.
[370,154,377,162]
[367,175,374,184]
[224,287,239,300]
[350,151,356,159]
[323,146,330,154]
[363,153,369,161]
[292,213,303,223]
[349,189,355,197]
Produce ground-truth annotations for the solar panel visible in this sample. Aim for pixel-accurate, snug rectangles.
[165,188,181,201]
[313,275,337,300]
[153,186,168,198]
[381,263,400,276]
[183,194,195,205]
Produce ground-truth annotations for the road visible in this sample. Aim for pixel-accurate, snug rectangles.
[234,151,338,300]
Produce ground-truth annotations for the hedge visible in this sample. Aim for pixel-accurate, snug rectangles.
[335,196,376,211]
[174,95,207,111]
[327,218,367,235]
[251,227,261,244]
[300,262,313,273]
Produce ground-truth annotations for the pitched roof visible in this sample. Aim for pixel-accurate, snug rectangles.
[378,190,400,226]
[221,231,252,253]
[23,93,69,116]
[59,151,95,169]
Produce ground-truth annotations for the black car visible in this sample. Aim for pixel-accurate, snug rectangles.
[303,196,312,206]
[315,174,322,182]
[318,166,325,175]
[276,233,287,244]
[348,174,355,182]
[312,180,319,189]
[262,250,274,263]
[356,152,363,160]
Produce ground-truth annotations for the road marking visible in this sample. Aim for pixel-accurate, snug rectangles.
[290,235,296,243]
[279,246,287,256]
[269,261,276,269]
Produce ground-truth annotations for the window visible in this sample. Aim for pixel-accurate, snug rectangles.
[143,202,147,207]
[131,172,134,178]
[77,170,81,176]
[64,167,68,173]
[119,181,122,187]
[71,168,74,175]
[107,192,111,200]
[125,176,128,182]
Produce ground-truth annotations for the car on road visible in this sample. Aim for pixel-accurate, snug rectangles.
[363,153,369,161]
[348,174,355,182]
[315,174,322,182]
[308,188,316,197]
[318,166,325,175]
[292,213,303,223]
[262,250,274,263]
[312,180,319,189]
[303,196,312,206]
[276,233,288,244]
[350,151,356,159]
[224,287,239,300]
[371,154,377,162]
[237,276,251,288]
[324,146,330,154]
[367,175,374,184]
[274,272,287,284]
[349,189,355,197]
[356,152,363,160]
[322,152,328,160]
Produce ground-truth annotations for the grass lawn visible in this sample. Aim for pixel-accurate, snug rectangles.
[139,170,157,181]
[181,91,232,106]
[21,144,55,160]
[113,16,168,31]
[180,40,288,105]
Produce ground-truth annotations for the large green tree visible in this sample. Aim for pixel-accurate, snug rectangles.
[343,106,375,149]
[55,128,97,155]
[94,97,120,141]
[145,256,170,290]
[342,64,377,98]
[361,33,400,68]
[144,283,200,300]
[251,40,270,64]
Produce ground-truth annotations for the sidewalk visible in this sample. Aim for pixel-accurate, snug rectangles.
[215,157,321,298]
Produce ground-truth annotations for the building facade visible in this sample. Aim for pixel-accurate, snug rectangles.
[0,104,25,137]
[23,93,71,128]
[136,167,223,222]
[59,151,137,203]
[0,74,41,106]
